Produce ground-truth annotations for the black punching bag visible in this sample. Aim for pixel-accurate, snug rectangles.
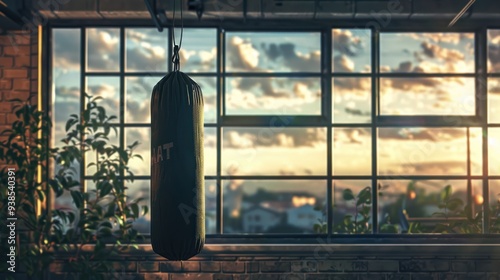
[151,48,205,260]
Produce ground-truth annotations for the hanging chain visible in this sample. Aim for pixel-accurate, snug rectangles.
[171,0,184,71]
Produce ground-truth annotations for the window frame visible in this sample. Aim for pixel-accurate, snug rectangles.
[45,20,500,244]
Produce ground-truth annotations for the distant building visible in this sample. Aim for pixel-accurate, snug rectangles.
[242,206,283,233]
[287,204,323,230]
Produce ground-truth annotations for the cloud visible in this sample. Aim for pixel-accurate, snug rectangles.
[223,128,326,149]
[378,128,466,142]
[398,161,466,175]
[333,55,354,72]
[226,36,260,71]
[420,42,465,63]
[261,43,320,72]
[404,33,472,45]
[179,47,217,72]
[53,29,81,69]
[332,29,364,57]
[87,29,120,71]
[334,128,370,145]
[55,86,80,100]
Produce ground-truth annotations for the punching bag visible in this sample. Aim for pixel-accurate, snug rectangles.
[151,45,205,260]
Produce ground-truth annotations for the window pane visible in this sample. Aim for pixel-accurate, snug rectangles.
[489,128,500,175]
[490,180,500,233]
[332,180,372,234]
[378,128,476,176]
[87,28,120,72]
[125,76,158,123]
[225,77,321,115]
[125,127,150,176]
[127,180,151,234]
[332,29,371,73]
[53,29,81,148]
[176,28,217,73]
[86,77,121,122]
[332,77,371,123]
[196,77,217,123]
[225,32,320,72]
[378,180,482,234]
[222,180,327,234]
[380,77,475,115]
[125,28,168,72]
[205,180,217,234]
[489,78,500,123]
[205,128,216,176]
[222,127,326,175]
[380,33,474,73]
[333,128,371,175]
[488,30,500,73]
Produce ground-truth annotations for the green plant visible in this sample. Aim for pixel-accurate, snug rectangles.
[0,95,148,280]
[334,187,372,234]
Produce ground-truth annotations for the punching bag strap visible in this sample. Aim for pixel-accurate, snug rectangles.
[171,0,184,72]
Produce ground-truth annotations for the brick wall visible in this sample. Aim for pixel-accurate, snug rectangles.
[0,30,38,169]
[45,252,500,280]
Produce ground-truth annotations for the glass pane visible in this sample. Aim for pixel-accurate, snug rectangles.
[125,76,159,123]
[378,128,472,175]
[174,28,217,73]
[225,32,321,72]
[222,180,327,234]
[225,77,321,115]
[490,180,500,233]
[127,180,151,234]
[380,77,475,115]
[488,30,500,73]
[125,28,168,72]
[333,128,371,175]
[222,127,327,175]
[85,128,120,176]
[470,128,483,176]
[87,28,120,72]
[380,32,474,73]
[204,127,216,176]
[332,29,371,73]
[332,180,372,234]
[489,78,500,123]
[86,77,121,122]
[332,77,371,123]
[196,77,217,123]
[489,128,500,175]
[53,29,81,148]
[378,180,482,234]
[205,180,217,234]
[125,127,150,176]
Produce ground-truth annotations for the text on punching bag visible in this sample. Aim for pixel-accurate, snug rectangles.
[152,142,174,164]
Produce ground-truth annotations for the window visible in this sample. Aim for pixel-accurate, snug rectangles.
[50,26,500,238]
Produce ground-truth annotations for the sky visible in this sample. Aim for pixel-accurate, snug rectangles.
[51,28,500,231]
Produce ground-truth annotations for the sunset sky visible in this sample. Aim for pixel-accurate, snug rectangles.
[51,28,500,231]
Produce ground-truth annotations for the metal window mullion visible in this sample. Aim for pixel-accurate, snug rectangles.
[119,28,126,187]
[478,28,489,233]
[80,27,87,194]
[216,27,224,234]
[324,27,333,236]
[371,27,379,234]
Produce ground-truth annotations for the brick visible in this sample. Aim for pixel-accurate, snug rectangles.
[252,257,281,261]
[0,80,12,90]
[212,257,238,261]
[13,35,31,45]
[368,260,399,272]
[112,261,136,272]
[386,274,411,280]
[292,261,317,272]
[15,56,31,67]
[30,80,37,91]
[232,275,250,280]
[213,275,233,280]
[452,261,475,272]
[31,55,37,67]
[221,262,245,273]
[6,114,17,124]
[0,113,6,124]
[246,262,259,273]
[305,274,357,280]
[4,91,30,101]
[182,261,201,272]
[13,79,30,91]
[317,261,345,272]
[160,261,182,272]
[171,274,209,280]
[31,68,38,78]
[3,45,31,56]
[138,261,159,272]
[409,273,433,280]
[136,273,169,280]
[477,262,500,272]
[0,102,12,112]
[260,261,291,273]
[345,261,368,272]
[200,261,221,272]
[0,57,14,67]
[359,274,385,280]
[400,260,449,272]
[250,274,280,280]
[4,69,28,78]
[488,274,500,280]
